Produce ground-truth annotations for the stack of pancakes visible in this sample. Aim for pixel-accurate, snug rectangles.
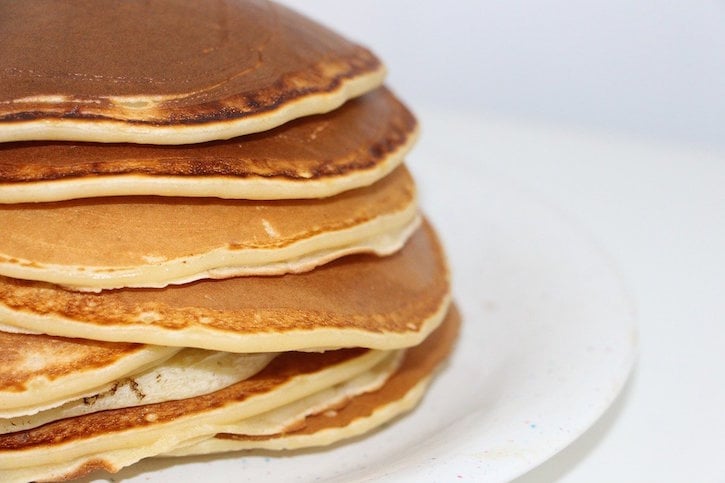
[0,1,458,481]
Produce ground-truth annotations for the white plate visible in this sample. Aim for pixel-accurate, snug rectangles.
[84,133,636,483]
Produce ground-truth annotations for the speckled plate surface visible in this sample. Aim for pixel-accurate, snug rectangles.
[76,118,636,483]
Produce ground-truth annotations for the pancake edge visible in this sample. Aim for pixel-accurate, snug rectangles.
[0,342,180,418]
[0,119,416,204]
[171,373,431,455]
[0,68,385,146]
[0,349,391,473]
[0,206,421,292]
[0,292,451,353]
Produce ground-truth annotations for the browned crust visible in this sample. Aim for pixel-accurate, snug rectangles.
[0,88,414,184]
[0,349,366,451]
[219,304,460,441]
[0,166,415,267]
[0,1,382,127]
[0,308,458,482]
[0,221,447,338]
[51,458,118,482]
[0,331,144,393]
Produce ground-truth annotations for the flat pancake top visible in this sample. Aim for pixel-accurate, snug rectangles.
[0,222,449,352]
[0,166,416,282]
[0,0,384,143]
[0,88,416,202]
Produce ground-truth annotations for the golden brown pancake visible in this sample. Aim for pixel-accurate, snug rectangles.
[0,0,385,144]
[0,2,457,483]
[0,88,417,203]
[0,331,179,418]
[0,346,393,482]
[0,166,419,290]
[0,348,277,432]
[0,221,450,353]
[0,308,458,482]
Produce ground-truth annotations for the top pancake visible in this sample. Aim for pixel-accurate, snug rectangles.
[0,88,417,203]
[0,0,385,144]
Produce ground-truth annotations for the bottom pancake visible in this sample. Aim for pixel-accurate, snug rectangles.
[171,304,460,455]
[0,348,393,482]
[0,306,459,482]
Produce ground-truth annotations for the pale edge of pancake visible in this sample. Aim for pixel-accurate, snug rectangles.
[0,205,421,292]
[0,323,33,335]
[0,67,385,146]
[0,124,417,205]
[0,343,180,419]
[0,291,451,353]
[0,351,276,427]
[173,373,431,455]
[168,350,406,445]
[0,349,391,482]
[1,350,405,483]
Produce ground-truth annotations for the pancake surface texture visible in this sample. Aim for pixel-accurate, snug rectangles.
[0,347,393,482]
[0,331,179,418]
[173,305,460,455]
[0,0,385,144]
[0,222,450,352]
[0,1,459,481]
[0,349,276,433]
[0,309,458,482]
[0,88,416,203]
[0,166,419,290]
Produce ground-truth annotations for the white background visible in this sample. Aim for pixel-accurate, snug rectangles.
[282,0,725,150]
[280,2,724,482]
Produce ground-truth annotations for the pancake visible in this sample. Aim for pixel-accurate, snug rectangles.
[0,166,419,291]
[0,349,277,432]
[0,331,179,418]
[0,88,417,203]
[0,347,393,482]
[193,350,407,438]
[0,0,385,144]
[171,305,460,455]
[0,308,458,482]
[0,221,450,353]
